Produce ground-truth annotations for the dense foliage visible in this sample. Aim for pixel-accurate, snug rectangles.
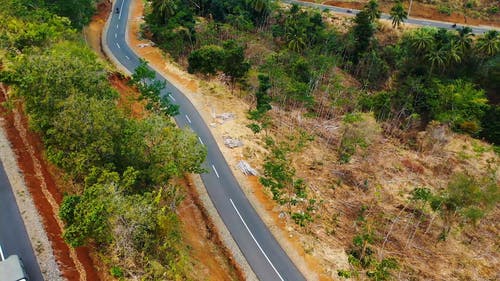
[144,0,499,146]
[0,0,206,279]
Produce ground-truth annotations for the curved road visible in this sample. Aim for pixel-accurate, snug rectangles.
[284,0,498,34]
[0,161,44,281]
[106,1,306,280]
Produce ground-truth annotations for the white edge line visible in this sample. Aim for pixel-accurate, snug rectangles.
[229,198,285,281]
[185,115,192,124]
[116,43,121,49]
[168,94,176,101]
[198,136,204,145]
[211,164,220,178]
[0,245,4,261]
[118,0,125,20]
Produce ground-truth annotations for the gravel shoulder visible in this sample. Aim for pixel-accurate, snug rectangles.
[0,114,63,281]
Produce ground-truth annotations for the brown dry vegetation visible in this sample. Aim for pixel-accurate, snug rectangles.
[110,1,499,280]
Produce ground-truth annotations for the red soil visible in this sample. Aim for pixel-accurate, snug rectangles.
[0,88,100,280]
[323,1,500,26]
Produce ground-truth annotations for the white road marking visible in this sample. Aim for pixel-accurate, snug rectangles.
[198,136,204,145]
[211,164,220,178]
[185,115,192,124]
[168,94,176,101]
[114,33,117,38]
[118,0,125,20]
[125,55,130,60]
[229,198,285,281]
[116,43,121,49]
[0,244,4,261]
[116,24,119,29]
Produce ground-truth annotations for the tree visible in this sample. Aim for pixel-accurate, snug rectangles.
[476,30,500,57]
[44,0,96,29]
[455,27,474,55]
[187,45,225,75]
[352,10,375,58]
[222,40,250,90]
[151,0,177,24]
[389,0,408,28]
[364,0,381,23]
[254,74,272,114]
[406,27,436,55]
[131,59,179,116]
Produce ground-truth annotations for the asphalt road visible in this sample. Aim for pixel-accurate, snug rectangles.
[0,161,44,281]
[284,0,497,34]
[106,1,306,280]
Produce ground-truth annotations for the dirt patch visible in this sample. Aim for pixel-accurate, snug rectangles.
[83,1,111,59]
[322,0,500,26]
[0,88,101,280]
[179,176,243,281]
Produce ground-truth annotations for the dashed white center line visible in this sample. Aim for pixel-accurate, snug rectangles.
[185,115,192,124]
[114,33,117,38]
[229,198,284,281]
[211,164,220,178]
[116,24,119,29]
[116,43,121,49]
[168,94,176,101]
[125,55,130,60]
[198,136,204,145]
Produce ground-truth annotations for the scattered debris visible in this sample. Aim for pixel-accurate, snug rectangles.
[215,112,235,122]
[209,123,217,128]
[223,136,243,148]
[236,160,258,176]
[137,41,155,48]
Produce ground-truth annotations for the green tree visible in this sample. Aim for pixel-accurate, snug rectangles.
[222,40,250,90]
[131,59,179,116]
[187,45,225,75]
[151,0,177,24]
[44,0,97,29]
[389,0,408,28]
[476,30,500,57]
[352,10,375,58]
[2,41,116,133]
[364,0,381,23]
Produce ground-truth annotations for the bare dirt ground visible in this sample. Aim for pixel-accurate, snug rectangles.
[0,87,100,280]
[322,0,500,27]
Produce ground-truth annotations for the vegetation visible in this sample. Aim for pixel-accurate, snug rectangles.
[142,0,499,279]
[0,0,206,279]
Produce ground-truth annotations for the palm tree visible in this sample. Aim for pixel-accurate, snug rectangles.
[152,0,177,24]
[455,27,474,54]
[246,0,270,14]
[390,0,408,28]
[426,47,447,74]
[476,30,500,57]
[364,0,381,23]
[408,28,435,54]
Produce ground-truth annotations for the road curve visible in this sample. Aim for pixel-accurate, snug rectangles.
[105,1,306,281]
[0,161,44,281]
[284,0,498,34]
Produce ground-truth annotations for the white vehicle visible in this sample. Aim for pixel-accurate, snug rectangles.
[0,245,28,281]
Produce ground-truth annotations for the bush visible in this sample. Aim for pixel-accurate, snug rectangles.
[438,5,452,16]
